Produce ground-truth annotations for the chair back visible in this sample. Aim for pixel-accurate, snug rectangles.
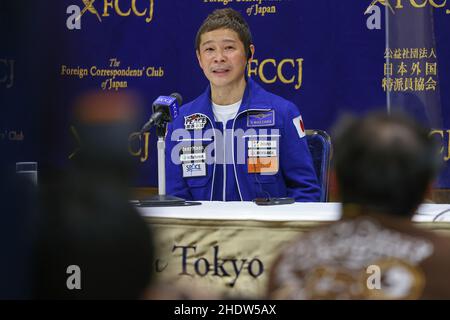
[306,129,332,202]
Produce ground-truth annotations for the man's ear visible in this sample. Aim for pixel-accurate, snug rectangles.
[248,44,255,62]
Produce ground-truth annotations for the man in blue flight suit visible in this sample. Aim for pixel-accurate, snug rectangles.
[165,8,320,202]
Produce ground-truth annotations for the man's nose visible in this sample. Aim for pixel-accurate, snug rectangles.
[214,49,226,62]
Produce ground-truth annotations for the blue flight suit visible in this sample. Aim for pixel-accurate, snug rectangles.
[165,78,321,202]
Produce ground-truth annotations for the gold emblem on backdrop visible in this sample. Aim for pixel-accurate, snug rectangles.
[76,0,155,23]
[365,0,450,15]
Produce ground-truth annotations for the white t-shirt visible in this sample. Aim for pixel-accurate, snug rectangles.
[211,100,241,201]
[212,100,241,124]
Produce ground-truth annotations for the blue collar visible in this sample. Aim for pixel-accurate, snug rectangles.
[193,78,266,120]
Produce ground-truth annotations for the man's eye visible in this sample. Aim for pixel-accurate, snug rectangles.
[205,48,214,52]
[225,46,234,50]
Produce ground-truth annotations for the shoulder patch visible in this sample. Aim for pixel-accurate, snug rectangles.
[292,115,306,138]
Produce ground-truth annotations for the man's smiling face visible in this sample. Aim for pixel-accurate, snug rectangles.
[196,28,251,90]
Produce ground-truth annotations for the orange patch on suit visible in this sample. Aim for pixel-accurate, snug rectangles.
[248,157,279,174]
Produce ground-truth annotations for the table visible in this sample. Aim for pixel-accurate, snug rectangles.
[137,202,450,298]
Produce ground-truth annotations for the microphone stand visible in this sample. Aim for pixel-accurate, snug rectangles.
[138,123,189,206]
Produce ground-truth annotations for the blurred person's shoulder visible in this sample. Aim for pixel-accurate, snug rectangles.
[268,216,450,299]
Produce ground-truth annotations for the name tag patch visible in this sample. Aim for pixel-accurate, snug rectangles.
[248,140,277,149]
[247,110,275,127]
[247,137,278,174]
[180,153,206,162]
[180,145,207,178]
[248,149,277,157]
[182,162,206,177]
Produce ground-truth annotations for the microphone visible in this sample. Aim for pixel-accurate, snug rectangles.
[140,93,182,133]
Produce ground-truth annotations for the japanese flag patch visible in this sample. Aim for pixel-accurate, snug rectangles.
[292,115,306,138]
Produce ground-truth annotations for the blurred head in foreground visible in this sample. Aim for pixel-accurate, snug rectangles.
[333,112,441,216]
[268,112,450,300]
[69,90,142,183]
[33,91,154,299]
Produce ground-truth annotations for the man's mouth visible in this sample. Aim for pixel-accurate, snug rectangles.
[212,67,230,74]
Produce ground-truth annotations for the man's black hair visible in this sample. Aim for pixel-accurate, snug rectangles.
[195,8,253,60]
